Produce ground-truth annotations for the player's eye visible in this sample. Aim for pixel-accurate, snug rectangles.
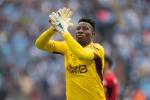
[82,26,89,30]
[76,26,81,30]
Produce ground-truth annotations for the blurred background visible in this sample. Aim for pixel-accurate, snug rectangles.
[0,0,150,100]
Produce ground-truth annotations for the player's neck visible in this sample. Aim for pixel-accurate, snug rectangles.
[82,42,91,47]
[80,41,92,47]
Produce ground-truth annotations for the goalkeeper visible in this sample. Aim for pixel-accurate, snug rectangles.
[35,8,106,100]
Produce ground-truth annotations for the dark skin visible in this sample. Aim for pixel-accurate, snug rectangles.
[75,22,95,47]
[75,22,99,59]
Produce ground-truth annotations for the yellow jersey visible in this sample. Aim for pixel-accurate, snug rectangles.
[35,28,106,100]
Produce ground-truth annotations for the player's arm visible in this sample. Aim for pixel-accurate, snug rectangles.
[63,33,102,60]
[49,8,104,59]
[35,27,55,50]
[35,7,72,54]
[35,28,66,54]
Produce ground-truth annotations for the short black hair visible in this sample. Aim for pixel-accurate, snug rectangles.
[105,55,113,68]
[78,17,95,31]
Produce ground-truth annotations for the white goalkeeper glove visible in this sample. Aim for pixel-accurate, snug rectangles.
[49,7,73,33]
[49,12,61,31]
[57,7,73,27]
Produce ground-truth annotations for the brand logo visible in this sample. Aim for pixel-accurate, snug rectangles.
[67,65,87,74]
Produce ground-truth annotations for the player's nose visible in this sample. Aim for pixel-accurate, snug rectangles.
[77,29,83,34]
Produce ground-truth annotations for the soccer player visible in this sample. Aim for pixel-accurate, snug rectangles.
[103,56,119,100]
[35,8,106,100]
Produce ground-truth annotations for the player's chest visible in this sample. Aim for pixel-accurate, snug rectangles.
[65,52,88,74]
[66,52,84,65]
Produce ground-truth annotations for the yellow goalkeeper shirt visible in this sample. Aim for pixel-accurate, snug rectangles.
[35,28,106,100]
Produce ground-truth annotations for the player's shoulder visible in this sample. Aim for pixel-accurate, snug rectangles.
[91,42,104,59]
[92,42,104,51]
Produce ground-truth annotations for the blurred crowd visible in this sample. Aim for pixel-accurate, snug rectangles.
[0,0,150,100]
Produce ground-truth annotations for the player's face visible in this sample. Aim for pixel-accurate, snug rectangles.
[75,22,94,46]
